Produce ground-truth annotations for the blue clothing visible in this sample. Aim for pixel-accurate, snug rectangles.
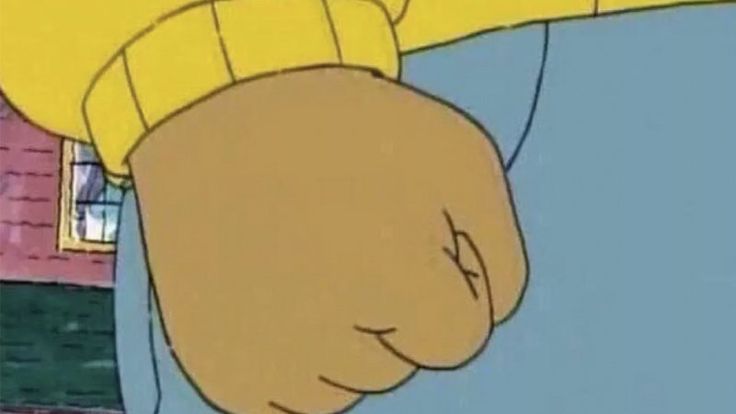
[114,5,736,413]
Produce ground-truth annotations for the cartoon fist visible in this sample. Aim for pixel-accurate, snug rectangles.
[130,68,527,413]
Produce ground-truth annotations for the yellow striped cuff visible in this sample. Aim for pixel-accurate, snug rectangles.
[83,0,400,177]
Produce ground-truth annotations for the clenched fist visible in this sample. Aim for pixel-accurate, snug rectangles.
[130,68,527,413]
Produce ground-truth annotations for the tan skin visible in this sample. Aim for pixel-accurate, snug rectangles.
[130,67,528,414]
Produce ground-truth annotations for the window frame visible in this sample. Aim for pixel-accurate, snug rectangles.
[57,140,117,253]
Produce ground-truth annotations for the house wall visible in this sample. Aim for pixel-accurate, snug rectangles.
[0,97,114,287]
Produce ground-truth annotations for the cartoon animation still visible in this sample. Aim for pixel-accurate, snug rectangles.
[0,1,734,413]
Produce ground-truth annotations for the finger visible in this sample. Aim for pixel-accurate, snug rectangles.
[382,82,528,324]
[441,209,492,302]
[449,146,529,324]
[265,375,361,414]
[318,329,417,394]
[359,210,494,370]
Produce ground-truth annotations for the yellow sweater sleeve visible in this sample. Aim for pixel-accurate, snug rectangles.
[395,0,733,51]
[0,0,731,177]
[0,0,399,176]
[0,0,192,144]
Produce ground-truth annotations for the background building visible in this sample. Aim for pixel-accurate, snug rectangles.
[1,95,121,412]
[0,95,118,287]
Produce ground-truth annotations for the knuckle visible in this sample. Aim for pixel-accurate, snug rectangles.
[388,314,491,369]
[491,248,529,322]
[439,317,492,367]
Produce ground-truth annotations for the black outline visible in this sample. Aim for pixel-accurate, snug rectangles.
[123,64,381,161]
[347,210,496,373]
[210,0,237,83]
[441,210,482,299]
[74,199,122,207]
[401,1,732,56]
[70,161,105,167]
[354,321,493,373]
[56,139,67,252]
[355,0,403,79]
[0,1,729,157]
[122,63,531,411]
[101,153,109,245]
[269,397,366,414]
[80,0,236,176]
[147,260,164,414]
[67,149,124,245]
[393,0,412,23]
[122,50,149,130]
[108,188,158,414]
[127,187,233,413]
[48,0,723,407]
[321,0,344,63]
[109,190,160,414]
[107,218,126,414]
[0,91,82,143]
[505,23,550,171]
[314,328,419,397]
[318,368,418,396]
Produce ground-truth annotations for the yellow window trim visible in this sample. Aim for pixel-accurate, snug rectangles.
[58,139,116,253]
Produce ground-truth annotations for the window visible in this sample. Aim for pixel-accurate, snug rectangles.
[58,140,122,252]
